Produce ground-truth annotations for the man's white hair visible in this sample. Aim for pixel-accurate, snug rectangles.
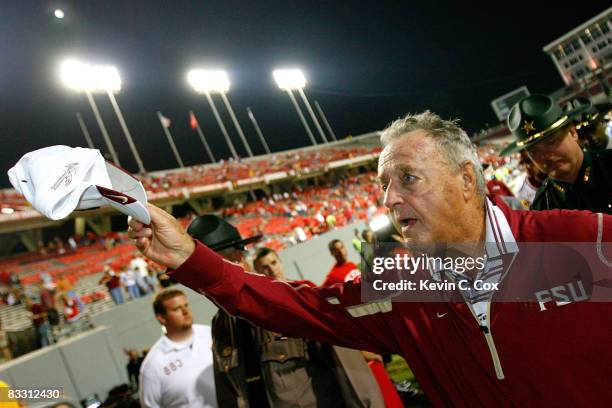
[380,111,486,197]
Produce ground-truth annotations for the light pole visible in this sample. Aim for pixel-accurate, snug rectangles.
[62,60,121,164]
[314,100,337,141]
[107,88,146,174]
[60,60,146,173]
[273,69,319,145]
[246,107,271,154]
[75,112,95,149]
[187,69,240,160]
[219,92,253,157]
[297,88,328,143]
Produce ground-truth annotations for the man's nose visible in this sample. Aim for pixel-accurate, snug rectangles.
[528,148,548,165]
[383,182,403,209]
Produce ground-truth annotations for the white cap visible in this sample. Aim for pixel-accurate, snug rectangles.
[8,145,151,224]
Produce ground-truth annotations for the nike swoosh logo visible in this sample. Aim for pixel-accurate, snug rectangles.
[436,312,447,318]
[105,194,129,204]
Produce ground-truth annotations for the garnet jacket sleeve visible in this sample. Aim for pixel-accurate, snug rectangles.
[170,241,401,354]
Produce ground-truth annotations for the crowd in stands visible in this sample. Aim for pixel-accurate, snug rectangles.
[0,231,174,360]
[0,146,381,216]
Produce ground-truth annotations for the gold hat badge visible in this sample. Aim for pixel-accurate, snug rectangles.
[521,120,536,134]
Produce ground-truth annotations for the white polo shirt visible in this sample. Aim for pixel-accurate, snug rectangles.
[140,324,217,408]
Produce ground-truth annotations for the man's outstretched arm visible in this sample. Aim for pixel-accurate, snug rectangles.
[129,204,402,353]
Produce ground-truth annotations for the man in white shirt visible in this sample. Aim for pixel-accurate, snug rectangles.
[139,289,217,408]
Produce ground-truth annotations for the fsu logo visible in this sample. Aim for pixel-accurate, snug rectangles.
[51,163,79,190]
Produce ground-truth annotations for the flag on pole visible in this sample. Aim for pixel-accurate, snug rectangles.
[160,114,171,128]
[189,111,198,130]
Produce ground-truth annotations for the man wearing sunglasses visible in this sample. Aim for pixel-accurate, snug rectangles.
[501,94,612,213]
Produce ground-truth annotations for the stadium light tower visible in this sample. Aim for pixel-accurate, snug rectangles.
[59,59,146,173]
[60,59,120,166]
[273,69,327,145]
[187,69,253,159]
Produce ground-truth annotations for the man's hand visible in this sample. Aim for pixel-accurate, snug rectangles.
[128,204,195,270]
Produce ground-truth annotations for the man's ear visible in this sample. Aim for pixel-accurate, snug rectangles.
[461,161,478,200]
[568,125,579,141]
[155,314,166,326]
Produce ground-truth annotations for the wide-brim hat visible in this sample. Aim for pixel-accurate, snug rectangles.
[500,94,591,156]
[574,99,612,130]
[187,214,262,252]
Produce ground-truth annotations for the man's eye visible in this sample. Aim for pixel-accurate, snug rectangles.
[402,174,416,183]
[380,184,388,191]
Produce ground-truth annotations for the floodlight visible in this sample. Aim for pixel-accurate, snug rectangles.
[273,69,306,90]
[187,69,230,93]
[60,59,121,93]
[54,9,65,19]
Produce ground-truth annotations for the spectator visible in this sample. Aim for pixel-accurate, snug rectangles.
[25,297,52,348]
[126,349,143,390]
[99,265,124,305]
[67,236,78,252]
[61,293,81,326]
[139,289,216,407]
[361,229,375,244]
[321,239,361,286]
[352,228,362,252]
[144,269,160,293]
[39,283,60,340]
[509,151,547,207]
[8,273,20,289]
[55,274,74,296]
[121,266,141,300]
[131,257,150,295]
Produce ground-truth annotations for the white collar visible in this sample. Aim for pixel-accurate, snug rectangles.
[160,329,197,353]
[484,197,518,258]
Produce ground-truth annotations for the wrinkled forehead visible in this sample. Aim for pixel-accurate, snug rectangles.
[378,132,440,175]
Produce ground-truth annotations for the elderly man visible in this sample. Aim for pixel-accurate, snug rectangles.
[501,94,611,213]
[130,111,612,407]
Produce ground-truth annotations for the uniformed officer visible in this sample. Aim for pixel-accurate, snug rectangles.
[572,99,612,150]
[501,94,612,213]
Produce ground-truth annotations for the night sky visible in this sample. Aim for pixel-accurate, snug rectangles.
[0,1,608,187]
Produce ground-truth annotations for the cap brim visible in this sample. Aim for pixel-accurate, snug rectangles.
[211,234,263,251]
[104,161,148,204]
[96,185,151,224]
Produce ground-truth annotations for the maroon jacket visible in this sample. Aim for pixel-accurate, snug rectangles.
[171,200,612,407]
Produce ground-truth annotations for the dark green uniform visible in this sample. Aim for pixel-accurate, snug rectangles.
[531,149,612,214]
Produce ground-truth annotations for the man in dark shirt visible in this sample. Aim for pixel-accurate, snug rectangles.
[26,297,51,348]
